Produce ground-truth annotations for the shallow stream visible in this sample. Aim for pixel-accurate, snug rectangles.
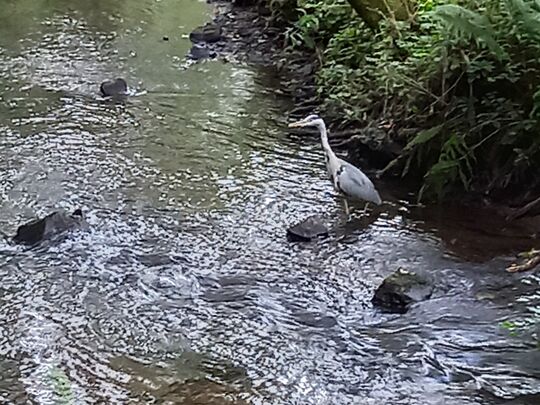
[0,1,539,404]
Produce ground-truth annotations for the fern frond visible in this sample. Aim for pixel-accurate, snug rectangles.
[434,4,505,59]
[506,0,540,41]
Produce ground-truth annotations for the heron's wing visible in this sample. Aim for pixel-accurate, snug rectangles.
[335,159,382,205]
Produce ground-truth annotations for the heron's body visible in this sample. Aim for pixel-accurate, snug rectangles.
[289,114,382,214]
[333,159,382,205]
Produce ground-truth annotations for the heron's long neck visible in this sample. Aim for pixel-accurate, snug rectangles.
[318,122,337,162]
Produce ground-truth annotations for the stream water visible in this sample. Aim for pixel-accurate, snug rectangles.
[0,1,539,404]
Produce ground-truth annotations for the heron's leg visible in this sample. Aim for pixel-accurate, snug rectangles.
[362,202,369,214]
[344,199,350,215]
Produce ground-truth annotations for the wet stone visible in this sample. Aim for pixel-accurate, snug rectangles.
[188,44,217,61]
[258,4,271,16]
[286,215,328,242]
[12,209,85,245]
[156,378,249,405]
[372,267,434,314]
[295,312,337,328]
[189,23,222,44]
[100,78,127,97]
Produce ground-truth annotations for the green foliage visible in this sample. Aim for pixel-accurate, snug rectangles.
[500,319,518,332]
[419,133,474,200]
[433,4,505,59]
[503,273,540,345]
[285,0,353,48]
[281,0,540,201]
[50,367,75,405]
[506,0,540,41]
[406,125,444,150]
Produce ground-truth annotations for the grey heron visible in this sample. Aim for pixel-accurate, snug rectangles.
[288,114,382,215]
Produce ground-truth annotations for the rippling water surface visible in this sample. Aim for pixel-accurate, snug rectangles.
[0,1,539,404]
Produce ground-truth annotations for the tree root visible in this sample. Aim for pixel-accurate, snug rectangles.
[506,195,540,221]
[506,248,540,273]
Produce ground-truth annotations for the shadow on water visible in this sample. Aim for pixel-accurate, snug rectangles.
[0,0,538,404]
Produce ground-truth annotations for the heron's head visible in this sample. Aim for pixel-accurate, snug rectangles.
[288,114,324,129]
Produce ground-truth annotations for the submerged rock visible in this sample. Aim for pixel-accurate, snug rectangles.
[189,23,222,44]
[294,312,337,328]
[188,44,217,61]
[372,268,433,314]
[100,78,128,97]
[287,215,328,242]
[156,378,249,405]
[258,4,271,16]
[112,351,251,404]
[13,209,85,245]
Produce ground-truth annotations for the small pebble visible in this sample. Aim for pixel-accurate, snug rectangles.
[162,36,169,41]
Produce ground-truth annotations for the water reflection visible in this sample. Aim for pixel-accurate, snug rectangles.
[0,0,538,404]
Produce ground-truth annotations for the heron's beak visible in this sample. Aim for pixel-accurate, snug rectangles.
[288,120,306,128]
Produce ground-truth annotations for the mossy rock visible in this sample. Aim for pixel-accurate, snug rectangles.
[188,45,217,60]
[372,267,433,313]
[286,215,328,242]
[13,209,85,245]
[100,78,127,97]
[189,24,222,44]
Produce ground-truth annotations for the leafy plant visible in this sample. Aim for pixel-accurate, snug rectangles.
[279,0,540,202]
[433,4,505,59]
[50,367,75,405]
[285,0,353,48]
[419,133,474,200]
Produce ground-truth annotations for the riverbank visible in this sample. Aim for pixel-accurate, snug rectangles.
[205,0,540,220]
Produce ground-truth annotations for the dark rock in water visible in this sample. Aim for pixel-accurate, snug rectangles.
[372,268,434,314]
[188,44,217,60]
[295,312,337,328]
[100,78,127,97]
[505,393,540,405]
[232,0,259,6]
[13,209,85,245]
[72,208,82,217]
[258,4,271,16]
[156,377,249,405]
[287,215,328,242]
[189,23,222,44]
